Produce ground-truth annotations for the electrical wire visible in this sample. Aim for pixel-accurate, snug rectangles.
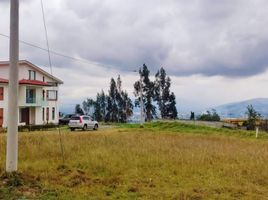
[40,0,65,164]
[0,32,136,72]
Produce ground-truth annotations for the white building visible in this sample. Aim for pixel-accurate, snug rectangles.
[0,60,63,127]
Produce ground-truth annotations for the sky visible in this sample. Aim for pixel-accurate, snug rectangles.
[1,0,268,114]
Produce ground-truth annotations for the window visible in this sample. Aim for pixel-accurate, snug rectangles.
[47,90,58,100]
[43,76,45,82]
[26,88,36,103]
[0,87,3,101]
[42,108,45,121]
[28,70,36,80]
[52,107,55,120]
[42,90,45,101]
[46,107,49,122]
[83,116,89,120]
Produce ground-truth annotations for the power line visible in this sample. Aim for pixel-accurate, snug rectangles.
[40,0,52,75]
[40,0,65,164]
[0,32,131,71]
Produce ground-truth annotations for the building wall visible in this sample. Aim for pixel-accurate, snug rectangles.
[0,62,61,127]
[0,63,57,83]
[0,65,9,79]
[0,84,8,127]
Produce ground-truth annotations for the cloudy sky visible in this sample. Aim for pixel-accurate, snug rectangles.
[1,0,268,113]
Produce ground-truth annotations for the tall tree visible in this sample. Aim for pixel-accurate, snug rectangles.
[116,75,124,122]
[121,90,133,122]
[134,64,156,121]
[167,92,178,119]
[105,95,113,122]
[82,98,95,116]
[115,75,133,122]
[81,76,133,123]
[245,105,261,130]
[154,67,178,119]
[98,90,107,121]
[93,93,103,121]
[75,104,84,115]
[106,78,118,122]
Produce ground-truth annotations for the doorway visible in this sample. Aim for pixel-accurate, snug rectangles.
[20,108,30,125]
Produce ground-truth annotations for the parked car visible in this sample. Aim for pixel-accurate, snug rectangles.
[59,114,74,125]
[68,115,98,131]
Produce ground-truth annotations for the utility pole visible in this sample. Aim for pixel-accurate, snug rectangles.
[6,0,19,172]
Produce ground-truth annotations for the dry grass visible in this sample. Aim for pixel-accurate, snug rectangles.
[0,123,268,199]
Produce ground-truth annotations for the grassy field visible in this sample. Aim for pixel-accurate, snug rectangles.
[0,121,268,199]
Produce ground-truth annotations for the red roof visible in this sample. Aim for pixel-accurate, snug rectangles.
[0,78,8,84]
[0,78,50,86]
[19,79,50,86]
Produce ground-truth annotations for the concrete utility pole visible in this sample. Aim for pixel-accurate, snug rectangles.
[6,0,19,172]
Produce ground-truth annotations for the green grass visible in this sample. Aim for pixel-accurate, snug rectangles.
[120,121,268,139]
[0,121,268,199]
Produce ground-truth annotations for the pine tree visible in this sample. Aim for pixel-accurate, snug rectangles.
[134,64,156,121]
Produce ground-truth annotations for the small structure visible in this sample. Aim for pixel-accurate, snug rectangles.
[0,60,63,127]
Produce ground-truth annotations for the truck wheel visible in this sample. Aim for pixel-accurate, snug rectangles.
[70,128,75,131]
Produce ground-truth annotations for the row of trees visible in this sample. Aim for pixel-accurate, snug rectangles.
[75,64,178,122]
[79,76,133,123]
[134,64,177,121]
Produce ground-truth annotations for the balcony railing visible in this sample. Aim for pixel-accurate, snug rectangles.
[26,97,36,104]
[24,97,48,107]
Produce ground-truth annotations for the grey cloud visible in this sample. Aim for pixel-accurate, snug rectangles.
[0,0,8,4]
[2,0,268,77]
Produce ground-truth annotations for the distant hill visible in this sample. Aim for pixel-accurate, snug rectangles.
[213,98,268,118]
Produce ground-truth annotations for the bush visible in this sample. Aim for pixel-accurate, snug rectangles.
[18,124,59,132]
[197,109,220,122]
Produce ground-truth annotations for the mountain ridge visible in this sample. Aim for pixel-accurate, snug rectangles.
[213,98,268,118]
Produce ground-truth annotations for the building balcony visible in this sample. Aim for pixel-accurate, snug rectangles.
[20,97,48,107]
